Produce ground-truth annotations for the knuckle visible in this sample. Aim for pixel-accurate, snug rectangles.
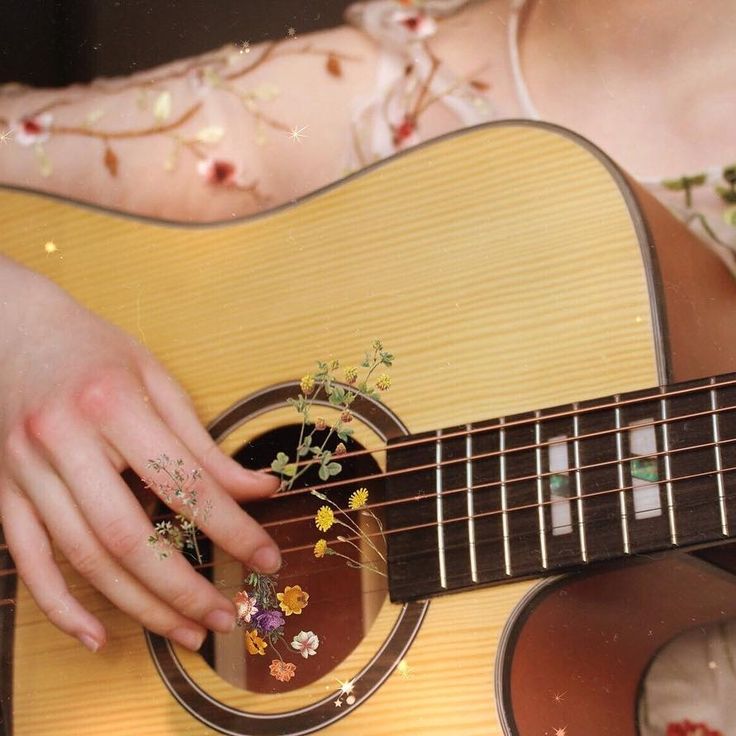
[5,424,30,463]
[101,517,143,560]
[65,542,103,580]
[169,585,201,616]
[75,368,135,421]
[23,405,65,448]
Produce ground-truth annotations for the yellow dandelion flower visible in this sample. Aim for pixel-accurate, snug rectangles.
[277,585,310,616]
[315,505,335,532]
[375,373,391,391]
[313,539,328,558]
[245,629,267,656]
[344,366,358,385]
[349,488,369,510]
[300,374,315,395]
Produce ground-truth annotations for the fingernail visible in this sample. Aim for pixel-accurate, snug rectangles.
[170,627,206,651]
[79,634,101,653]
[250,545,282,574]
[204,608,236,634]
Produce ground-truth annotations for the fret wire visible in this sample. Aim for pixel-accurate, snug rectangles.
[499,418,512,576]
[614,396,630,554]
[710,378,729,536]
[572,406,588,562]
[273,374,736,479]
[534,412,548,569]
[659,389,678,545]
[465,425,479,583]
[435,430,448,589]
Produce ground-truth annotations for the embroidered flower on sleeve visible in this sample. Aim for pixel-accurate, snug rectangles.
[666,720,723,736]
[196,157,243,187]
[291,630,320,659]
[391,9,438,39]
[16,113,53,146]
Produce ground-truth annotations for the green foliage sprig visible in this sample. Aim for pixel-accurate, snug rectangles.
[271,340,394,491]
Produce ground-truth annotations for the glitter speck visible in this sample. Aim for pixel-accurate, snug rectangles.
[338,679,354,695]
[553,728,567,736]
[288,125,308,143]
[239,40,250,54]
[287,26,296,37]
[44,241,57,254]
[708,660,718,670]
[345,694,356,705]
[397,659,412,677]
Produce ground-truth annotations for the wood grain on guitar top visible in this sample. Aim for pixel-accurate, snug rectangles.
[2,123,736,735]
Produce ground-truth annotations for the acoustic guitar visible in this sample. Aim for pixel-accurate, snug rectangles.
[2,122,736,735]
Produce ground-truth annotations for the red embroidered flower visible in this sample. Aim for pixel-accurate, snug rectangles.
[196,157,243,187]
[16,113,53,146]
[666,720,723,736]
[391,10,437,39]
[392,115,417,148]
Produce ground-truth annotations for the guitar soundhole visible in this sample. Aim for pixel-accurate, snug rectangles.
[197,425,387,694]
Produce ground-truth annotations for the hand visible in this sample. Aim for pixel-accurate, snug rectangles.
[0,255,280,652]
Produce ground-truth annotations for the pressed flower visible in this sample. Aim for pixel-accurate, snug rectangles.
[315,416,327,431]
[16,113,53,146]
[315,506,335,532]
[340,409,353,423]
[375,373,391,391]
[300,374,315,395]
[277,585,310,616]
[291,630,320,659]
[233,591,259,625]
[269,659,296,682]
[334,442,347,456]
[313,539,328,558]
[245,629,267,656]
[344,366,358,384]
[255,608,285,633]
[349,488,369,510]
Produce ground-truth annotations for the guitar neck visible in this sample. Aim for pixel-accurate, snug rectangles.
[387,372,736,601]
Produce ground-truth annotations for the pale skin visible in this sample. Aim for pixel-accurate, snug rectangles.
[0,0,734,653]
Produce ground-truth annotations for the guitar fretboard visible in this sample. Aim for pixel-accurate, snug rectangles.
[386,373,736,602]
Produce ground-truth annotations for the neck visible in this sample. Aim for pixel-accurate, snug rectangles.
[525,0,734,73]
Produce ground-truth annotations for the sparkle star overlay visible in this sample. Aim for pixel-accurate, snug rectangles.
[239,41,251,54]
[0,128,14,144]
[288,125,308,143]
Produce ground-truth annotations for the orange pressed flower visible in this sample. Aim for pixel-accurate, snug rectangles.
[269,659,297,682]
[277,585,310,616]
[245,629,267,656]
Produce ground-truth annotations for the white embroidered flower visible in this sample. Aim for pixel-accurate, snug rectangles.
[15,113,53,146]
[291,630,320,659]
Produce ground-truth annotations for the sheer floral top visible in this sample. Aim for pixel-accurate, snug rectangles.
[344,0,736,277]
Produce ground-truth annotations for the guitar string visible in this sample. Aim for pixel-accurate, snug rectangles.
[0,452,733,591]
[247,374,736,477]
[164,432,736,535]
[147,399,736,525]
[0,402,732,560]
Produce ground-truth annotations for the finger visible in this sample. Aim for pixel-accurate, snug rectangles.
[139,357,278,501]
[0,476,106,652]
[30,418,243,634]
[10,454,208,651]
[87,377,282,574]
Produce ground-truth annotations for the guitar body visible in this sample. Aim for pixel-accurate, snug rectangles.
[2,122,736,735]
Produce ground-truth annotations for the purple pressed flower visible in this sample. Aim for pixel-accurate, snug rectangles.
[255,608,285,633]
